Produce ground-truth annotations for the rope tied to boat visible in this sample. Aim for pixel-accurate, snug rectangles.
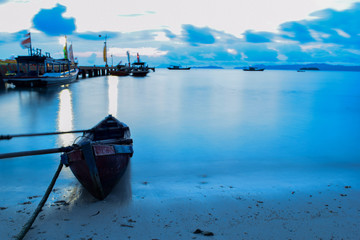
[15,162,63,240]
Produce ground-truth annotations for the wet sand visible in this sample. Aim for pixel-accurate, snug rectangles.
[1,167,359,240]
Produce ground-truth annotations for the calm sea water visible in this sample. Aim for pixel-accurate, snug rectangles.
[0,69,360,205]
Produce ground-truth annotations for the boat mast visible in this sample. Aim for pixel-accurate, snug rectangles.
[29,32,32,56]
[100,34,108,67]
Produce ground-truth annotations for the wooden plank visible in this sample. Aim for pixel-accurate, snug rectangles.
[81,142,105,199]
[113,145,133,154]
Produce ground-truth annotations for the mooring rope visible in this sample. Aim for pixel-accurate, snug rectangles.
[15,162,63,240]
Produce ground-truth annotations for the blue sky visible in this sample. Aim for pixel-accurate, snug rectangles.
[0,0,359,67]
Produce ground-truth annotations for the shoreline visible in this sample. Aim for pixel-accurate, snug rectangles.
[1,167,359,240]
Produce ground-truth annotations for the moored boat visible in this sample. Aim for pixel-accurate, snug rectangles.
[61,115,134,200]
[167,65,191,70]
[131,52,151,77]
[3,54,78,88]
[131,62,150,77]
[243,67,264,71]
[109,64,131,76]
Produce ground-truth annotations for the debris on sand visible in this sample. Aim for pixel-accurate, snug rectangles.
[90,211,100,217]
[120,224,134,228]
[193,228,214,236]
[54,200,69,206]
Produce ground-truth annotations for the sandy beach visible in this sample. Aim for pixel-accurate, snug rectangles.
[1,70,360,239]
[1,164,359,240]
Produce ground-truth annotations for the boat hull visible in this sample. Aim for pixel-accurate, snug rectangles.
[66,144,132,200]
[167,67,191,70]
[132,70,149,77]
[243,69,264,71]
[4,69,79,87]
[61,115,134,200]
[109,70,130,76]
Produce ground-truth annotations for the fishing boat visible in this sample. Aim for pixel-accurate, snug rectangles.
[130,52,151,77]
[61,115,133,200]
[131,62,150,77]
[109,64,131,76]
[3,54,78,88]
[167,65,191,70]
[243,67,265,71]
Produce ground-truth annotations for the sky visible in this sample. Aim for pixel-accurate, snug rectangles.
[0,0,359,67]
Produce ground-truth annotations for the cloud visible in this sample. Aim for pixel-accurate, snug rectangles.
[87,53,97,64]
[118,11,156,17]
[306,3,360,48]
[279,21,315,43]
[241,44,279,62]
[32,4,76,36]
[181,24,216,46]
[243,30,273,43]
[109,47,167,57]
[276,2,360,47]
[276,44,311,62]
[76,31,120,40]
[163,29,176,39]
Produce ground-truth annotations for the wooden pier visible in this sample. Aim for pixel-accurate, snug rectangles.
[0,64,155,79]
[78,66,115,78]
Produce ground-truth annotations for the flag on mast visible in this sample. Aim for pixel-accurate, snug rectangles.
[127,51,130,67]
[103,43,107,63]
[63,36,68,59]
[21,32,31,49]
[68,43,75,64]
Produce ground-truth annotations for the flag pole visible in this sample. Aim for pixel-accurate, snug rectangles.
[29,32,32,56]
[104,35,108,67]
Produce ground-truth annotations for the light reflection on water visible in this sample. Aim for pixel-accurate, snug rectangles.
[0,69,360,205]
[57,88,75,146]
[107,76,118,117]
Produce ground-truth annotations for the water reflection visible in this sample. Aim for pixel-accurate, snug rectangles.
[107,76,118,117]
[57,88,75,146]
[0,79,5,93]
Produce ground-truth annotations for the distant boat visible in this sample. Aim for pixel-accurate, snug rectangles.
[3,54,78,88]
[131,62,150,77]
[109,64,130,76]
[131,53,151,77]
[243,67,264,71]
[299,67,319,71]
[297,70,305,72]
[167,65,191,70]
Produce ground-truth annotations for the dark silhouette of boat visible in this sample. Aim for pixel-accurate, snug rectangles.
[131,53,153,77]
[167,65,191,70]
[3,53,78,87]
[109,64,130,76]
[61,115,133,200]
[131,62,150,76]
[243,67,264,71]
[299,67,319,71]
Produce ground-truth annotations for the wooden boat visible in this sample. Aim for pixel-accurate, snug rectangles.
[109,64,130,76]
[61,115,133,200]
[167,65,191,70]
[3,54,78,88]
[131,62,150,77]
[243,67,264,71]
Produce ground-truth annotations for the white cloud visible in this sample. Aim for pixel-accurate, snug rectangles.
[227,48,237,55]
[154,32,170,42]
[332,28,351,38]
[109,47,168,57]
